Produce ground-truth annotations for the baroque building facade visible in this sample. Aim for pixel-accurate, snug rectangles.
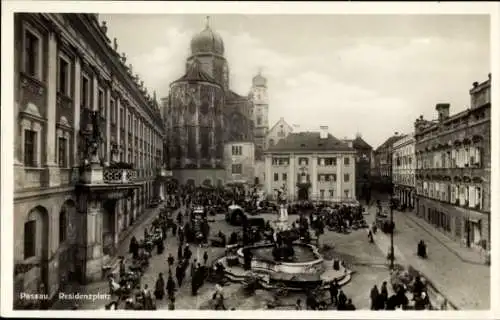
[164,19,255,186]
[264,126,356,202]
[13,13,164,307]
[392,133,416,208]
[414,75,491,251]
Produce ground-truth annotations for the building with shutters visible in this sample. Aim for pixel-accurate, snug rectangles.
[264,126,357,202]
[414,74,491,251]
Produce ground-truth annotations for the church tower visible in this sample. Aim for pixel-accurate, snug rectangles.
[251,69,269,160]
[187,16,229,90]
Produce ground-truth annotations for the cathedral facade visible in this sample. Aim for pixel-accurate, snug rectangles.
[164,19,261,186]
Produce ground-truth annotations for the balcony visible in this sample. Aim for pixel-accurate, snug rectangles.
[103,167,137,184]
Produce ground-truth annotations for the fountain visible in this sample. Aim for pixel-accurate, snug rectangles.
[216,188,352,290]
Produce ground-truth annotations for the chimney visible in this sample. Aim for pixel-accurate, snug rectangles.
[473,81,479,88]
[436,103,450,122]
[319,126,328,139]
[394,132,399,136]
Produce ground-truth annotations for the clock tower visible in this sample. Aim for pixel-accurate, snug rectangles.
[251,69,269,160]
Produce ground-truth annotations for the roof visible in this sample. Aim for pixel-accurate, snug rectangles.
[226,90,247,101]
[266,132,355,153]
[375,135,404,153]
[172,59,218,85]
[352,136,372,150]
[268,117,292,134]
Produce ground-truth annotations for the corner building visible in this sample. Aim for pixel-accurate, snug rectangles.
[165,19,255,186]
[13,13,164,306]
[415,75,491,251]
[264,127,357,202]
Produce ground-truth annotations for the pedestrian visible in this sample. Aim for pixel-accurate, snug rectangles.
[345,298,356,310]
[370,285,379,310]
[141,284,153,310]
[329,280,339,305]
[168,297,175,310]
[191,259,198,277]
[157,236,164,255]
[167,253,175,269]
[380,281,388,309]
[154,273,165,301]
[176,263,184,287]
[119,258,126,280]
[177,244,183,261]
[337,289,347,310]
[295,299,302,310]
[172,222,177,237]
[184,244,192,261]
[166,273,176,300]
[203,251,209,266]
[129,236,139,259]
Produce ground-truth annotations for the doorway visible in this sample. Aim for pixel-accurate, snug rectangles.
[298,185,309,201]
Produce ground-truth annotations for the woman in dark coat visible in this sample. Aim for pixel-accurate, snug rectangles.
[129,236,139,259]
[154,273,165,301]
[166,274,176,300]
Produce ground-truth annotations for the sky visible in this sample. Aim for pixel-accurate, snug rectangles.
[100,14,490,148]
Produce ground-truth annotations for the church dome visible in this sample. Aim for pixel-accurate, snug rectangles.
[190,18,224,56]
[252,72,267,87]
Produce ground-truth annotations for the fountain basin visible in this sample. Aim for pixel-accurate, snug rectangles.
[237,242,324,275]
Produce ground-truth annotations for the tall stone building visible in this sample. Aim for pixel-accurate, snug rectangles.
[13,13,164,307]
[415,74,491,251]
[164,18,255,186]
[392,134,416,208]
[249,70,269,160]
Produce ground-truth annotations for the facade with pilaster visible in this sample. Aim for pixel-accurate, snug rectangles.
[264,127,357,202]
[13,13,164,307]
[392,133,416,208]
[414,74,491,251]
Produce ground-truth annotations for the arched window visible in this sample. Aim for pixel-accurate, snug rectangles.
[59,208,67,244]
[269,139,275,147]
[24,220,36,259]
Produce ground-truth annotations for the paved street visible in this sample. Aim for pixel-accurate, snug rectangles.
[364,205,490,310]
[52,204,489,310]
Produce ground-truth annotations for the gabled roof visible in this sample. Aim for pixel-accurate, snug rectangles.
[172,59,219,85]
[375,135,404,153]
[352,136,372,150]
[266,132,355,153]
[268,118,293,134]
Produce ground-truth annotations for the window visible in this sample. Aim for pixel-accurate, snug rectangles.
[98,89,105,118]
[110,99,116,124]
[344,157,350,165]
[320,190,325,199]
[274,173,279,181]
[329,190,334,197]
[57,56,71,96]
[232,164,242,174]
[81,75,90,108]
[58,137,67,167]
[257,117,262,125]
[325,157,337,166]
[282,173,287,181]
[475,186,482,209]
[344,174,350,182]
[268,139,275,147]
[232,145,242,156]
[59,210,67,244]
[24,30,40,78]
[344,189,350,198]
[24,220,36,259]
[332,174,337,182]
[24,129,37,167]
[299,157,308,166]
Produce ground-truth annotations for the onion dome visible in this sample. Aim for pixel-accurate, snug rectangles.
[252,69,267,87]
[190,16,224,56]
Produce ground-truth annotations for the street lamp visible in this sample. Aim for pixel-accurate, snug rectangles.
[389,181,395,270]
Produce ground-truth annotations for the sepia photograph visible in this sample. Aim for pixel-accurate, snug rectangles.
[1,1,498,317]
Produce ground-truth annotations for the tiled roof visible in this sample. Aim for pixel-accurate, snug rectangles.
[375,135,404,152]
[353,136,372,150]
[266,132,355,152]
[172,59,218,84]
